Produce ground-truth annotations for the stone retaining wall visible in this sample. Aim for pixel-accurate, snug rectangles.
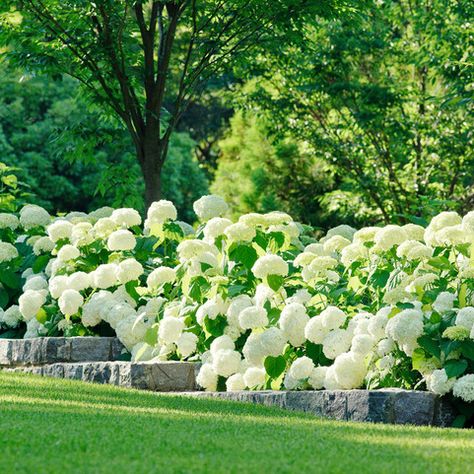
[180,389,456,427]
[4,360,199,392]
[0,337,124,366]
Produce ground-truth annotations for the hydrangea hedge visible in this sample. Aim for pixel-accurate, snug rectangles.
[1,197,474,415]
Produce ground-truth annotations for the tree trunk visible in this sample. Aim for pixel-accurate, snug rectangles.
[144,165,162,209]
[141,138,164,209]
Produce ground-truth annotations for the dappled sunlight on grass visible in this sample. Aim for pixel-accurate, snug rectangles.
[1,372,474,473]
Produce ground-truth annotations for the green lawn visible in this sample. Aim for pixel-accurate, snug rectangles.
[1,372,473,474]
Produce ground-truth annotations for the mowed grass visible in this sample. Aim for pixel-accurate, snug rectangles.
[1,372,474,474]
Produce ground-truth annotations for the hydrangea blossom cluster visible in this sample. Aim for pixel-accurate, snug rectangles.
[0,200,474,405]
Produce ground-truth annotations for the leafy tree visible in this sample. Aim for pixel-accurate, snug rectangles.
[0,65,208,217]
[212,111,338,228]
[243,0,474,224]
[0,0,348,207]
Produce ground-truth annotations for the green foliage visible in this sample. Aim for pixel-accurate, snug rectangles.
[0,65,208,217]
[239,0,474,225]
[211,112,338,227]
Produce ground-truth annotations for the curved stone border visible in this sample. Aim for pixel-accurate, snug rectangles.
[5,361,199,392]
[0,337,124,366]
[179,389,456,427]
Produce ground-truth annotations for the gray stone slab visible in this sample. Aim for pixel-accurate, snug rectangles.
[2,361,198,392]
[386,388,436,426]
[0,337,124,366]
[179,389,455,427]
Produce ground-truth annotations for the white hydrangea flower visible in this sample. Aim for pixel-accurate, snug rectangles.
[23,275,48,292]
[107,229,136,251]
[19,289,47,321]
[92,264,118,289]
[116,258,144,284]
[333,352,367,389]
[285,289,311,306]
[305,317,328,344]
[433,291,456,314]
[158,317,185,344]
[436,225,466,246]
[367,307,391,341]
[340,242,368,267]
[197,363,218,391]
[93,217,117,238]
[243,366,266,388]
[57,244,80,262]
[304,243,328,255]
[453,374,474,402]
[373,225,408,252]
[33,236,55,255]
[280,303,309,346]
[455,307,474,332]
[293,251,317,267]
[111,208,142,228]
[319,306,346,331]
[424,212,462,246]
[226,295,253,328]
[377,338,395,356]
[212,349,241,377]
[226,373,246,391]
[322,329,352,359]
[0,213,19,230]
[260,327,287,357]
[147,266,177,289]
[71,222,94,247]
[2,305,22,327]
[427,369,455,395]
[19,204,51,229]
[242,333,266,366]
[402,223,425,241]
[88,206,114,221]
[323,235,351,253]
[353,226,379,244]
[58,289,84,316]
[175,332,198,358]
[146,200,178,226]
[239,306,268,330]
[196,295,228,324]
[325,224,356,241]
[203,217,232,241]
[396,240,433,260]
[24,318,46,339]
[251,254,288,279]
[177,239,217,261]
[461,211,474,234]
[193,195,228,221]
[385,308,424,355]
[308,366,328,390]
[288,356,314,380]
[210,335,235,355]
[351,334,375,356]
[0,242,18,262]
[67,272,91,292]
[224,222,257,242]
[49,275,69,299]
[264,211,292,226]
[131,342,154,362]
[47,220,73,243]
[239,213,266,227]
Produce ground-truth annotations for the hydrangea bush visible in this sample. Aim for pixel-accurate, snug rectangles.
[1,197,474,417]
